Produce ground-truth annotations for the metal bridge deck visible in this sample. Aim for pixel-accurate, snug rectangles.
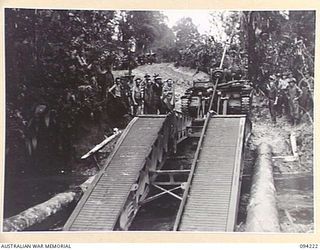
[63,116,166,231]
[175,115,246,231]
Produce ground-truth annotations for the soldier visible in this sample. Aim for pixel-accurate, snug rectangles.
[94,60,114,102]
[298,79,312,119]
[120,76,133,114]
[298,71,314,99]
[132,78,143,116]
[287,78,302,125]
[266,75,278,124]
[108,77,128,114]
[143,74,152,114]
[277,72,290,117]
[288,71,296,83]
[151,76,163,114]
[161,79,175,113]
[109,77,122,99]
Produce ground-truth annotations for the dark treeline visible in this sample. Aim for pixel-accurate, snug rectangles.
[5,9,176,174]
[5,9,315,174]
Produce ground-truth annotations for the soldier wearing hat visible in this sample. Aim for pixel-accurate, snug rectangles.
[266,75,278,123]
[150,75,163,114]
[277,72,290,116]
[144,73,151,79]
[143,74,153,114]
[298,74,313,118]
[298,71,314,98]
[287,77,302,125]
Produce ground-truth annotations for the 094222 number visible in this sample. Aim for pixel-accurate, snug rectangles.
[300,244,319,249]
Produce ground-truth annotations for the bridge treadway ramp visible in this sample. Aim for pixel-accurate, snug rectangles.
[63,116,166,231]
[175,115,247,231]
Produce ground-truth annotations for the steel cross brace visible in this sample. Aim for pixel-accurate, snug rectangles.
[153,184,182,201]
[139,184,182,205]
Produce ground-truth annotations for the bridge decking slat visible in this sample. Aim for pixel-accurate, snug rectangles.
[64,117,166,231]
[178,116,246,232]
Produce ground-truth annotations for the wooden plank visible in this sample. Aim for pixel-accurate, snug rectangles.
[63,117,139,231]
[176,116,246,232]
[173,113,212,231]
[64,116,167,231]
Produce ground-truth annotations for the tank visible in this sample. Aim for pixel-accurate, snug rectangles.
[181,81,213,119]
[181,69,253,118]
[216,79,253,114]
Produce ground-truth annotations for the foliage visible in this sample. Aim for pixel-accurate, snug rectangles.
[172,17,200,49]
[5,9,172,173]
[240,11,315,83]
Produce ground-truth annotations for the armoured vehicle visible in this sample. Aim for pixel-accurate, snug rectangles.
[181,69,253,118]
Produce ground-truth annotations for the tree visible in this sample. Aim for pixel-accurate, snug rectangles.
[173,17,200,49]
[116,10,169,54]
[240,11,315,83]
[5,9,117,174]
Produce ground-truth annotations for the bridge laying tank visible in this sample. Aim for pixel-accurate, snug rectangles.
[181,69,253,118]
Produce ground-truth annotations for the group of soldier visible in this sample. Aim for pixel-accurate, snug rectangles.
[108,73,174,117]
[266,71,313,125]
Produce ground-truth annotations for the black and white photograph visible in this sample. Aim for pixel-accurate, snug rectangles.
[2,8,315,234]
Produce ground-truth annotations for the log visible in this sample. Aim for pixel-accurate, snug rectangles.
[2,176,95,232]
[246,143,280,232]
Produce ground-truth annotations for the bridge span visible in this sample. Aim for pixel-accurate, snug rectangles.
[63,112,250,231]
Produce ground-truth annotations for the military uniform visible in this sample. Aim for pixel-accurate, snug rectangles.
[287,79,302,125]
[150,77,163,114]
[277,73,290,116]
[266,75,278,123]
[143,74,152,114]
[162,79,174,113]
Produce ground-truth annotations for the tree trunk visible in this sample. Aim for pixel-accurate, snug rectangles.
[246,143,280,232]
[3,176,95,232]
[246,11,259,83]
